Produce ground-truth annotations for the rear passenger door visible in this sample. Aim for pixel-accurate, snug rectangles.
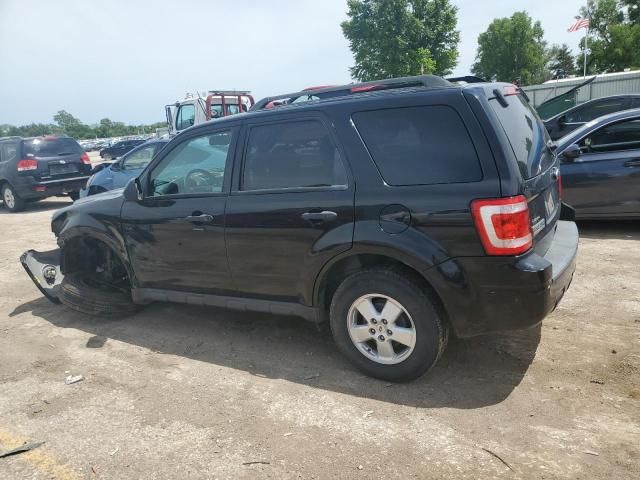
[564,117,640,216]
[225,115,355,303]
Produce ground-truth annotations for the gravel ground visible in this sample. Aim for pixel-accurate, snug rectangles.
[0,198,638,479]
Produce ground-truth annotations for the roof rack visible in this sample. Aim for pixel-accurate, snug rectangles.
[207,90,252,96]
[446,75,487,84]
[251,75,453,111]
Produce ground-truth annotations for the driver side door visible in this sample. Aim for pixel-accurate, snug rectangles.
[121,126,238,294]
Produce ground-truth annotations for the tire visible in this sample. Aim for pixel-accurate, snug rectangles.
[329,268,448,382]
[59,272,138,318]
[68,191,80,201]
[2,183,25,212]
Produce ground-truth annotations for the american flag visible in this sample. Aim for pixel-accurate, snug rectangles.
[568,17,590,32]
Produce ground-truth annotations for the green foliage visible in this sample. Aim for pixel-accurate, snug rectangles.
[579,0,640,73]
[472,11,548,85]
[547,44,577,79]
[1,112,164,140]
[341,0,460,81]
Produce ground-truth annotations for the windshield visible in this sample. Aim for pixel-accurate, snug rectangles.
[23,137,83,157]
[489,92,554,179]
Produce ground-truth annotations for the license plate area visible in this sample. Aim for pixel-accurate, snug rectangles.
[49,163,79,176]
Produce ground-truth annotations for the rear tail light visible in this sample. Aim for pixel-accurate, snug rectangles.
[471,195,533,256]
[81,153,91,165]
[17,159,38,171]
[33,186,46,192]
[557,173,562,199]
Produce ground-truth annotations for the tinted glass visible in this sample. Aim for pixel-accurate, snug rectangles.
[210,103,245,118]
[632,98,640,108]
[176,104,196,130]
[580,118,640,153]
[23,137,83,157]
[149,131,232,196]
[123,144,157,170]
[490,93,553,179]
[1,142,19,163]
[353,106,481,186]
[242,120,347,190]
[566,99,626,123]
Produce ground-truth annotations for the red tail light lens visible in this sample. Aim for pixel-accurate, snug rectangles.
[81,153,91,165]
[17,159,38,171]
[471,195,533,256]
[557,173,562,199]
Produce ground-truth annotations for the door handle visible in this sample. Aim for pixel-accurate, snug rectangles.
[185,214,214,223]
[623,159,640,168]
[301,211,338,222]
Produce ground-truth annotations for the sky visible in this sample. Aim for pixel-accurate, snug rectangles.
[0,0,588,126]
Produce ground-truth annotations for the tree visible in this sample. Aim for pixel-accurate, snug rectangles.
[472,11,547,85]
[341,0,460,81]
[547,44,577,79]
[578,0,640,73]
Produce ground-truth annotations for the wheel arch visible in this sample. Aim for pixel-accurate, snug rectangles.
[59,229,135,287]
[313,251,450,328]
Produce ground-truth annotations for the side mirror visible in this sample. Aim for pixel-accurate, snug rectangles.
[562,143,582,162]
[123,178,143,202]
[111,160,122,171]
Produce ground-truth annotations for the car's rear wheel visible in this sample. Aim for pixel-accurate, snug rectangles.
[60,272,138,318]
[2,183,25,212]
[329,268,448,382]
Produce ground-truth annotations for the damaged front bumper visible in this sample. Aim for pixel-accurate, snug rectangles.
[20,249,64,304]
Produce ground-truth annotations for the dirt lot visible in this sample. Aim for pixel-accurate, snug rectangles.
[0,199,638,480]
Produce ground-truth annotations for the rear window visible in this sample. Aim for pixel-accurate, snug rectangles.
[23,137,83,157]
[352,105,482,186]
[489,92,553,179]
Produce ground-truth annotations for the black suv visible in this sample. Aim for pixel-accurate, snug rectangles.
[99,139,146,160]
[0,135,91,212]
[21,76,578,381]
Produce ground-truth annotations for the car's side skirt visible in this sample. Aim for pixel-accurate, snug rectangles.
[131,288,321,323]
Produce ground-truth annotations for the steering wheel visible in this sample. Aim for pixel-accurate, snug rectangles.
[184,169,217,191]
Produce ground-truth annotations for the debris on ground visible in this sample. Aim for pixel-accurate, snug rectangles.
[583,451,599,456]
[65,374,84,385]
[303,373,320,380]
[590,379,605,385]
[109,446,119,456]
[362,410,374,418]
[283,433,293,437]
[357,465,364,470]
[242,461,270,465]
[481,447,514,472]
[0,442,44,459]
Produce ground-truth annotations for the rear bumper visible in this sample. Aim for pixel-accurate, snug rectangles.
[14,176,89,200]
[425,221,578,337]
[20,249,63,304]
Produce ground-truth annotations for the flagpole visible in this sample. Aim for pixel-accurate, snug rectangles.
[583,26,589,78]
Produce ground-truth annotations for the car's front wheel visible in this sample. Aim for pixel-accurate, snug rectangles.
[330,268,448,382]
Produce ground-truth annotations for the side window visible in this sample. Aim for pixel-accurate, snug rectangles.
[579,118,640,154]
[149,130,233,197]
[122,145,156,170]
[176,104,196,130]
[567,99,625,123]
[632,98,640,108]
[242,119,347,191]
[0,142,18,164]
[352,106,482,186]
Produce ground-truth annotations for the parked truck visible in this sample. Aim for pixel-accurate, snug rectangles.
[165,91,254,135]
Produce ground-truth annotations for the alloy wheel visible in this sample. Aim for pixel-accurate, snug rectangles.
[347,294,417,365]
